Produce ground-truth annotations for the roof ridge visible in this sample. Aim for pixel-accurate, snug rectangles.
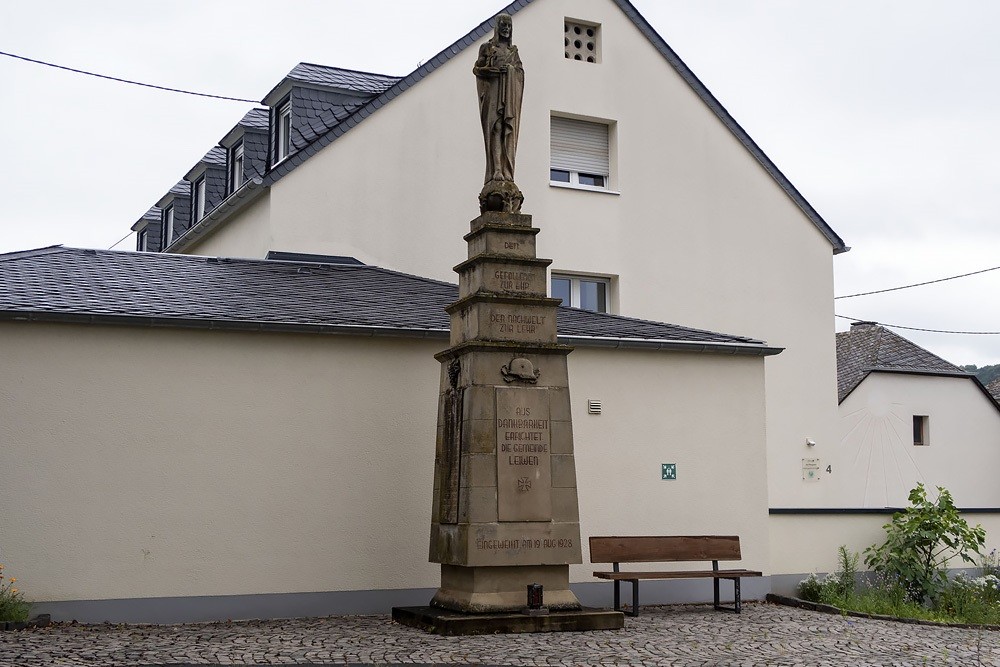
[0,245,66,262]
[293,62,404,79]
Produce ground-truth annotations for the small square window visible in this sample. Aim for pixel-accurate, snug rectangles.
[551,273,610,313]
[565,20,600,63]
[913,415,929,446]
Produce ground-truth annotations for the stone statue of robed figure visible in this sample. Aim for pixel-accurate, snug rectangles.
[474,13,525,214]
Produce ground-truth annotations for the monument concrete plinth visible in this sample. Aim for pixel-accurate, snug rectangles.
[425,211,585,615]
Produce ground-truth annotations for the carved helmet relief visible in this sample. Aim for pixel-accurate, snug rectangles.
[501,357,540,384]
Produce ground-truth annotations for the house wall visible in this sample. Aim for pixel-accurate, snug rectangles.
[184,0,841,511]
[827,373,1000,508]
[768,513,1000,594]
[193,192,273,259]
[0,321,769,620]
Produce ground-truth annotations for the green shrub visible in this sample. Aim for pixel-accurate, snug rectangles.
[864,484,985,604]
[796,546,860,604]
[0,564,29,623]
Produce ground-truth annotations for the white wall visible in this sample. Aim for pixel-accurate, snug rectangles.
[827,373,1000,508]
[185,0,841,510]
[770,513,1000,578]
[0,321,769,603]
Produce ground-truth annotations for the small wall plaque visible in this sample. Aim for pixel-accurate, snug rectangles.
[802,458,820,482]
[661,463,676,480]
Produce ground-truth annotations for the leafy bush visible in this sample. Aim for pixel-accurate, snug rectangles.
[864,484,985,604]
[0,564,29,623]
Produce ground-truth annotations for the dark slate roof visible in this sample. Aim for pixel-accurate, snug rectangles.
[260,0,847,255]
[286,63,402,95]
[836,322,969,402]
[0,247,779,355]
[169,181,188,196]
[239,108,270,131]
[988,378,1000,402]
[200,146,227,167]
[140,207,160,222]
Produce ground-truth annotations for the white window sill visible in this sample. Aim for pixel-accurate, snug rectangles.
[549,181,620,195]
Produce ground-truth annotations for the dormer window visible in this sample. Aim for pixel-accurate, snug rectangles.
[276,100,292,163]
[162,206,175,247]
[136,229,148,252]
[192,177,207,221]
[229,142,245,192]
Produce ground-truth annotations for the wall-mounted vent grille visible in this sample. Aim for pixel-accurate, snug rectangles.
[587,399,602,415]
[565,20,601,63]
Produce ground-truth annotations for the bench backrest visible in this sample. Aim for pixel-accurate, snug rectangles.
[589,536,742,564]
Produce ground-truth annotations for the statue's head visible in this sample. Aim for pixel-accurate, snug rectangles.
[495,14,513,42]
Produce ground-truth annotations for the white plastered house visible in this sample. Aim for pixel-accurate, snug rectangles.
[13,0,977,621]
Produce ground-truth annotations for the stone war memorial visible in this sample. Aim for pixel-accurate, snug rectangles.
[392,14,624,635]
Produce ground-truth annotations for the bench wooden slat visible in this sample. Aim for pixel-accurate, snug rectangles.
[593,569,762,580]
[589,535,741,563]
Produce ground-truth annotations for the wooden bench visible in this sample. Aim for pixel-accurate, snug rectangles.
[590,535,762,616]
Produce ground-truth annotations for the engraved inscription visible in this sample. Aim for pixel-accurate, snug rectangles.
[496,387,552,521]
[489,312,547,335]
[483,267,545,295]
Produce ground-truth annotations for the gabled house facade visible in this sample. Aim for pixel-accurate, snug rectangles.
[832,321,1000,509]
[130,0,848,518]
[769,322,1000,585]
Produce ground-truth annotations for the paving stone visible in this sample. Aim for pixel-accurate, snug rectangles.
[0,603,997,666]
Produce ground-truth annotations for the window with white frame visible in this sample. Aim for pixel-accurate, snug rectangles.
[913,415,930,446]
[229,142,245,192]
[550,116,610,188]
[193,177,207,221]
[551,273,610,313]
[276,101,292,163]
[136,229,148,252]
[163,206,175,247]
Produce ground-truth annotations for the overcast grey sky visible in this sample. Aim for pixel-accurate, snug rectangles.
[1,1,998,365]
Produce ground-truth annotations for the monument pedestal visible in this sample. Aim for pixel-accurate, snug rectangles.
[393,211,623,633]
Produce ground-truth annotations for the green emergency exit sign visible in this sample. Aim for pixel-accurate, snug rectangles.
[661,463,677,480]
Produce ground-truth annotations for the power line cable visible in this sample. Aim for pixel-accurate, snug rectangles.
[108,230,134,250]
[836,314,1000,335]
[836,264,1000,299]
[0,50,257,103]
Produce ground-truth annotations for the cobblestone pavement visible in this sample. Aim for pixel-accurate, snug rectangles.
[1,603,998,667]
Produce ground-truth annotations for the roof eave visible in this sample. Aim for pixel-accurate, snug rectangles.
[0,309,780,356]
[165,178,267,253]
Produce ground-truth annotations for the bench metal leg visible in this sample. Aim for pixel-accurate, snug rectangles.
[631,579,639,617]
[713,577,742,613]
[613,580,620,612]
